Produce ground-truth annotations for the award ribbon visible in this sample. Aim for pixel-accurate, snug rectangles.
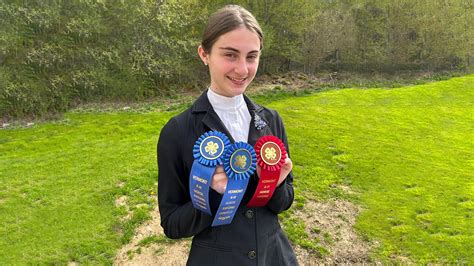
[212,142,256,227]
[190,131,230,215]
[247,136,287,207]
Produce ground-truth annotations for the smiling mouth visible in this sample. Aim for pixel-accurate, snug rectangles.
[227,76,247,83]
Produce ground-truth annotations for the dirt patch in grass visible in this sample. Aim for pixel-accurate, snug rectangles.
[115,196,133,222]
[114,206,190,266]
[115,196,128,208]
[114,198,378,265]
[292,199,377,264]
[249,71,317,92]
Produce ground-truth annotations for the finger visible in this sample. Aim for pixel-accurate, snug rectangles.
[282,158,293,170]
[214,166,225,174]
[213,169,229,181]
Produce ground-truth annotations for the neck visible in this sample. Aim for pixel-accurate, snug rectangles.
[207,88,244,110]
[209,87,239,98]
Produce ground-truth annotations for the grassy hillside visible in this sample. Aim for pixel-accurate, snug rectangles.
[0,75,472,264]
[271,75,473,263]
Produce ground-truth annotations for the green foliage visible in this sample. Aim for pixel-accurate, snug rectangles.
[1,0,472,118]
[303,0,473,72]
[0,0,207,119]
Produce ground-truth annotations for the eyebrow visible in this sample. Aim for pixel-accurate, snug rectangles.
[218,47,260,54]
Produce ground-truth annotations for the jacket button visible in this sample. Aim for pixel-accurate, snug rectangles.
[245,209,254,219]
[248,250,256,259]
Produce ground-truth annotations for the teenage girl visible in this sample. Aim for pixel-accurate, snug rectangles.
[158,5,298,265]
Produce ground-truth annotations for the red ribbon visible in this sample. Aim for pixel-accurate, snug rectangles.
[247,136,287,207]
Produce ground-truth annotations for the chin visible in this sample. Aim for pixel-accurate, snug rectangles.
[228,83,250,95]
[229,87,247,97]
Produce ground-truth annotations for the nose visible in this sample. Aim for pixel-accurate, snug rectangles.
[234,58,248,76]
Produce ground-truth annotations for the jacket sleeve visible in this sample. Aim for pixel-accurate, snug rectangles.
[265,112,295,214]
[157,118,213,239]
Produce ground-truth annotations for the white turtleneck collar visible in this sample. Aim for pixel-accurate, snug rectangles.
[207,88,251,142]
[207,88,246,110]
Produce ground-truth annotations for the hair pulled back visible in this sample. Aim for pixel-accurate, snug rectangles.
[201,5,263,53]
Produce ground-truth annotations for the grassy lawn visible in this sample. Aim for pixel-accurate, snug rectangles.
[0,113,172,264]
[0,75,472,264]
[270,74,473,263]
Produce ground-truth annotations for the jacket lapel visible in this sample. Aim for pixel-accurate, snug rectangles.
[202,111,235,143]
[244,95,273,146]
[192,90,235,143]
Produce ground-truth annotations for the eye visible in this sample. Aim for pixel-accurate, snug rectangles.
[247,54,258,62]
[225,53,237,59]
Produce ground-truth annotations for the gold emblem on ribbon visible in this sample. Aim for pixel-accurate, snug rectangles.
[264,147,277,160]
[234,155,247,169]
[260,141,281,166]
[205,141,219,156]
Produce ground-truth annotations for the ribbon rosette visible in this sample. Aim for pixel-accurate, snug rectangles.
[212,142,256,227]
[247,135,287,207]
[223,142,257,181]
[193,131,230,167]
[189,131,230,215]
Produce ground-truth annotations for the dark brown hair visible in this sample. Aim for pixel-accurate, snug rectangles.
[201,5,263,53]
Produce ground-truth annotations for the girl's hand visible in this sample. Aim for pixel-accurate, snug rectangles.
[211,165,228,194]
[256,157,293,187]
[278,158,293,186]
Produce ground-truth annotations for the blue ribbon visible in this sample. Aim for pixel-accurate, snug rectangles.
[189,131,230,215]
[212,142,256,226]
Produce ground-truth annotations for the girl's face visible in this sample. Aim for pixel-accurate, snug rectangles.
[198,26,260,97]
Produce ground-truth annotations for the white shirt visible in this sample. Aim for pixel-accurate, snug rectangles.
[207,88,251,142]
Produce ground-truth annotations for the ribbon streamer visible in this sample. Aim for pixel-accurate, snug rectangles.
[189,131,230,215]
[212,142,256,226]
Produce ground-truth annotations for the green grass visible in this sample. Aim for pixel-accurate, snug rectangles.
[0,75,472,264]
[270,75,474,263]
[0,112,173,264]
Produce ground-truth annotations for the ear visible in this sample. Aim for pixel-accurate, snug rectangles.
[198,45,208,66]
